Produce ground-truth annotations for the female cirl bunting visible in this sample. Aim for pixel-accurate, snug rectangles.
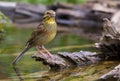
[12,10,57,65]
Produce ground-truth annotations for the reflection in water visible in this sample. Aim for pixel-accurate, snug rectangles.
[36,65,96,81]
[12,61,119,81]
[13,66,24,81]
[37,67,82,81]
[13,64,88,81]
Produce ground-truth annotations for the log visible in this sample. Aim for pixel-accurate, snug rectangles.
[94,18,120,80]
[95,18,120,60]
[0,2,16,20]
[15,3,47,23]
[92,3,118,13]
[90,0,120,8]
[48,2,81,10]
[56,9,87,19]
[32,51,101,70]
[99,64,120,81]
[111,11,120,32]
[0,2,47,23]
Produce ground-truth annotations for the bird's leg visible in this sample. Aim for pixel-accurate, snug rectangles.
[36,47,46,58]
[42,46,53,58]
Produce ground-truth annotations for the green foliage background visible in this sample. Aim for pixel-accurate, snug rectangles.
[3,0,86,4]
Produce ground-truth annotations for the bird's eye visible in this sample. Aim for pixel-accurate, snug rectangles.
[46,12,50,14]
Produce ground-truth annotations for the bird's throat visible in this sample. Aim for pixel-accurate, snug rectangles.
[44,17,55,24]
[47,18,55,24]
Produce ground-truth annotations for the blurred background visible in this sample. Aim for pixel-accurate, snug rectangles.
[0,0,120,81]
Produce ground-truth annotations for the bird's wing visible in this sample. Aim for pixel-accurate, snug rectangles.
[32,21,45,36]
[26,21,45,46]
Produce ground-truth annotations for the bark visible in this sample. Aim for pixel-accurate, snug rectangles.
[32,51,101,70]
[95,18,120,60]
[95,18,120,80]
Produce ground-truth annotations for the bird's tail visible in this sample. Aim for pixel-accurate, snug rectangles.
[12,45,31,65]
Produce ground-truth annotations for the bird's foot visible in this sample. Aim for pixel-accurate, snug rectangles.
[41,54,47,59]
[38,53,47,59]
[36,47,47,59]
[42,46,53,59]
[46,53,53,59]
[37,51,47,59]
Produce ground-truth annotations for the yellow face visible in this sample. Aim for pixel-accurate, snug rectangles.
[44,10,56,18]
[43,10,56,24]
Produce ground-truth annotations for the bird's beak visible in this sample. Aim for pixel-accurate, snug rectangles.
[51,14,55,17]
[51,12,55,17]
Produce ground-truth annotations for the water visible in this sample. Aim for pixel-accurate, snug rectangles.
[0,26,119,81]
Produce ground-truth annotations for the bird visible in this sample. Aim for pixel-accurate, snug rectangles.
[12,10,57,65]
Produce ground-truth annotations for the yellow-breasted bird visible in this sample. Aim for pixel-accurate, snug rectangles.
[12,10,57,65]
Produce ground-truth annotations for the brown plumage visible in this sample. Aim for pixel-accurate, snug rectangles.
[12,10,57,65]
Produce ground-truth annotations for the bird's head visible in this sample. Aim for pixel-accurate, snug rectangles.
[43,10,56,18]
[43,10,56,23]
